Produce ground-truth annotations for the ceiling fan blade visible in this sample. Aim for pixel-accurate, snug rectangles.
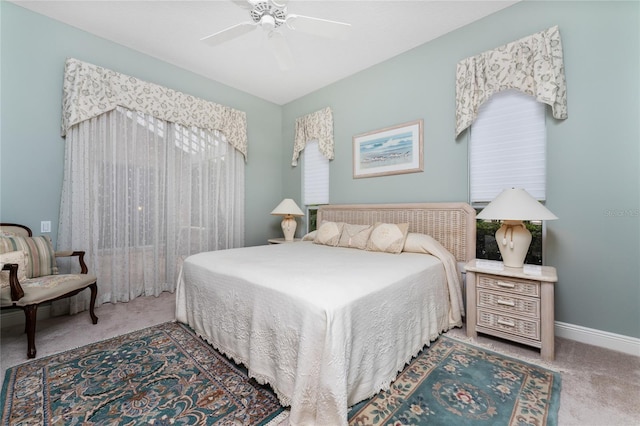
[271,0,289,8]
[286,14,351,40]
[231,0,258,9]
[200,22,258,46]
[267,31,294,71]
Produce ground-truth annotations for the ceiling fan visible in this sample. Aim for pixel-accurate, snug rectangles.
[200,0,351,70]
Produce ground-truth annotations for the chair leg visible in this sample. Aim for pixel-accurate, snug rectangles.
[88,282,99,324]
[24,305,38,359]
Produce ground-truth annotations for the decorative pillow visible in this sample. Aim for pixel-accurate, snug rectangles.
[337,223,373,250]
[366,222,410,254]
[0,236,58,278]
[0,250,29,289]
[314,221,344,247]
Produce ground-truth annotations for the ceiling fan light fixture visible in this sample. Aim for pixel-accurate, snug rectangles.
[202,0,352,69]
[261,14,276,31]
[250,1,286,27]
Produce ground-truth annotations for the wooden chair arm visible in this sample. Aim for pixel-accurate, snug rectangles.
[2,263,25,301]
[54,250,88,274]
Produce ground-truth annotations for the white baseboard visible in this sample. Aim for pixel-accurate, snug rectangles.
[555,321,640,357]
[1,305,53,328]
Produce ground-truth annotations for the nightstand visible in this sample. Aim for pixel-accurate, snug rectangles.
[268,238,302,244]
[464,259,558,361]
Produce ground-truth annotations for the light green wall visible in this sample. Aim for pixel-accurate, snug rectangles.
[2,1,638,339]
[0,1,283,248]
[282,1,640,339]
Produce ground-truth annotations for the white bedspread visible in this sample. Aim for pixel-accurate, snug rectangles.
[175,242,462,425]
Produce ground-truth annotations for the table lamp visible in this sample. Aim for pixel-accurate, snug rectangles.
[476,188,558,268]
[271,198,305,241]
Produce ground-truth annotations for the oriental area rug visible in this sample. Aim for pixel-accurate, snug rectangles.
[348,335,561,426]
[1,324,560,426]
[1,321,286,425]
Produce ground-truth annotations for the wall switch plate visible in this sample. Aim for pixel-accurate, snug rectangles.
[41,221,51,233]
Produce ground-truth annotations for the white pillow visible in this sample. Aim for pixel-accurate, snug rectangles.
[302,231,317,241]
[403,232,442,254]
[337,224,373,249]
[366,222,410,254]
[314,221,344,247]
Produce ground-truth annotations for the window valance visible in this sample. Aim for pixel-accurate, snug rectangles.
[61,58,248,160]
[455,26,567,137]
[292,107,334,166]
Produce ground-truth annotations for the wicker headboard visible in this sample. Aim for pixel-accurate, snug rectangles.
[317,203,476,263]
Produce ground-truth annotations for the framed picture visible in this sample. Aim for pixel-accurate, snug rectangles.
[353,119,424,178]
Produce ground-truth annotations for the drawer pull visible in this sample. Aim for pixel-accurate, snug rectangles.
[497,319,515,327]
[497,299,515,307]
[496,281,515,289]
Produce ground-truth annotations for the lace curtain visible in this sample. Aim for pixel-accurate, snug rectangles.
[292,107,334,166]
[57,107,245,314]
[56,59,247,314]
[455,25,567,137]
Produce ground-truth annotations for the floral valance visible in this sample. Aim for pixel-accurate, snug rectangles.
[292,107,334,166]
[455,26,567,137]
[61,58,248,160]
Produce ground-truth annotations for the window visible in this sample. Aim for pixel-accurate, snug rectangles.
[470,90,546,265]
[302,140,329,232]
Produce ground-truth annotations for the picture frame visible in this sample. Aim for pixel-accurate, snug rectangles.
[352,119,424,178]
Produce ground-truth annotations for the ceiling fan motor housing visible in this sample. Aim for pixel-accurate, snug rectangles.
[250,1,287,28]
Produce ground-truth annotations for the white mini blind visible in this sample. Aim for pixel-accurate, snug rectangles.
[470,89,547,204]
[303,140,329,205]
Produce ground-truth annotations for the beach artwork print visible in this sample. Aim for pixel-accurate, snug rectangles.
[353,120,424,178]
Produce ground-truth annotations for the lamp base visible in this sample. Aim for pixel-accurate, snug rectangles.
[281,215,297,241]
[495,220,532,268]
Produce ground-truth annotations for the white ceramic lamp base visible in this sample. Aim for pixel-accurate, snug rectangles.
[495,220,532,268]
[281,215,297,241]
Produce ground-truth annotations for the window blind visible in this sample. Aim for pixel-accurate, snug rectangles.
[470,89,547,203]
[303,140,329,205]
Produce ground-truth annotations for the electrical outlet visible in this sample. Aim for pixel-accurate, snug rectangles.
[41,221,51,233]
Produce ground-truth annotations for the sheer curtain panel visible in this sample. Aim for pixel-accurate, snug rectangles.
[57,107,244,314]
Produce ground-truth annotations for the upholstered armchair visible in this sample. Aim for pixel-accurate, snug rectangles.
[0,223,98,358]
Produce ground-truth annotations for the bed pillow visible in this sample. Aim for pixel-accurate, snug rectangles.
[337,223,373,250]
[366,222,410,254]
[314,221,344,247]
[0,236,58,278]
[403,232,444,255]
[302,231,317,241]
[0,250,29,289]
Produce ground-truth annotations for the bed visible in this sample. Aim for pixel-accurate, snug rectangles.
[176,202,476,425]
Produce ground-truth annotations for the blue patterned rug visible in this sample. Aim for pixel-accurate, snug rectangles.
[2,324,560,426]
[1,322,285,425]
[348,335,561,426]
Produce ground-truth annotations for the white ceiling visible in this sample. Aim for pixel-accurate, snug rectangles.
[12,0,518,105]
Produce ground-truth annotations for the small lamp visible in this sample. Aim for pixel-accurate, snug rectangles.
[271,198,305,241]
[476,188,558,268]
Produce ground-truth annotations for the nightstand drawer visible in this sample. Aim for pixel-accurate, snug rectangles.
[477,309,540,340]
[477,274,540,298]
[477,289,540,318]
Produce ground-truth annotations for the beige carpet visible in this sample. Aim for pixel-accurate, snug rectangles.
[2,291,638,425]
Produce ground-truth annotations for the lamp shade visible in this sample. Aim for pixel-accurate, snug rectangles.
[476,188,558,221]
[270,198,304,217]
